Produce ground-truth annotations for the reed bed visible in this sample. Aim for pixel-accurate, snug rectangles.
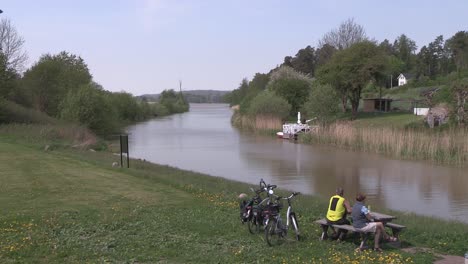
[231,111,282,131]
[301,122,468,166]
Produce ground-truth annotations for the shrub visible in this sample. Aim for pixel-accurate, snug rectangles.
[0,99,57,124]
[247,90,291,120]
[303,84,339,123]
[59,84,118,134]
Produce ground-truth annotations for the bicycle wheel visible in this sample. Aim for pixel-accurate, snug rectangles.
[290,214,300,241]
[265,218,282,246]
[248,215,260,234]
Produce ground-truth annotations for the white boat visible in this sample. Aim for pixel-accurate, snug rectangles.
[277,112,314,139]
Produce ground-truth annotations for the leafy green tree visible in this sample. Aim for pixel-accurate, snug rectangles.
[266,66,312,115]
[447,31,468,72]
[225,78,249,106]
[267,78,311,116]
[159,89,189,114]
[290,45,316,75]
[317,41,388,119]
[316,58,349,113]
[393,34,417,72]
[449,78,468,126]
[0,52,19,100]
[238,73,270,114]
[108,92,140,121]
[379,39,396,56]
[315,44,336,68]
[22,51,92,116]
[59,84,117,134]
[303,84,339,123]
[416,45,433,77]
[247,90,291,120]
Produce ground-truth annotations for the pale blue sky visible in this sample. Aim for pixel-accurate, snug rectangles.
[2,0,467,95]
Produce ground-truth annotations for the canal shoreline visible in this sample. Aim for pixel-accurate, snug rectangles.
[231,109,468,166]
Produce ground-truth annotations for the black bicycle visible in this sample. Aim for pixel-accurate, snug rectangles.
[264,191,301,246]
[247,180,277,234]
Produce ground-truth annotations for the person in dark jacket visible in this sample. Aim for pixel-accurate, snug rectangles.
[351,193,397,252]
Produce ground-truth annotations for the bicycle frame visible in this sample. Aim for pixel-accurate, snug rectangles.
[264,191,300,245]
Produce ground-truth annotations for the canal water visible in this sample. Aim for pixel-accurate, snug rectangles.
[127,104,468,223]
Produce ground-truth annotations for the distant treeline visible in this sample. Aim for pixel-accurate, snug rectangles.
[0,18,188,135]
[140,90,229,104]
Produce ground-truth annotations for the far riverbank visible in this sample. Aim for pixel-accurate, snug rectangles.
[231,110,468,166]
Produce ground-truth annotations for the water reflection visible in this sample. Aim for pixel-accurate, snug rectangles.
[127,104,468,223]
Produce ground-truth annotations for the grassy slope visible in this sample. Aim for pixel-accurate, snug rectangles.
[349,112,424,129]
[0,137,466,263]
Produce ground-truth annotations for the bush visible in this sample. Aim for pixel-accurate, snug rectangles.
[247,90,291,120]
[303,84,339,123]
[0,99,57,124]
[59,84,118,134]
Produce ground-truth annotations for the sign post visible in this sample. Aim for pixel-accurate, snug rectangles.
[120,134,129,168]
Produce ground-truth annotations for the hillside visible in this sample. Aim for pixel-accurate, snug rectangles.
[139,90,229,103]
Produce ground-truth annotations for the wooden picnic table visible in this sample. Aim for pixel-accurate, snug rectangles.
[371,212,397,223]
[315,211,406,248]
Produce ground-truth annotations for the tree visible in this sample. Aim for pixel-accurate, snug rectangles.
[317,41,388,119]
[239,73,270,113]
[416,45,433,77]
[267,78,311,116]
[290,45,316,75]
[318,18,367,50]
[266,66,312,115]
[0,18,28,72]
[108,91,140,121]
[0,51,19,100]
[379,39,395,56]
[393,34,417,72]
[315,44,337,68]
[303,84,339,123]
[449,78,468,126]
[316,58,349,113]
[247,90,291,120]
[22,51,92,116]
[59,84,117,134]
[447,31,468,72]
[159,89,189,114]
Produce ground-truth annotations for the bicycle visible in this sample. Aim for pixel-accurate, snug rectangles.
[264,191,301,246]
[247,181,277,234]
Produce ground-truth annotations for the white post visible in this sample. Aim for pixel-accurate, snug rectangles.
[297,112,301,124]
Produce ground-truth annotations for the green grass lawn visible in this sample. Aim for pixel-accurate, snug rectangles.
[0,135,466,263]
[350,112,424,129]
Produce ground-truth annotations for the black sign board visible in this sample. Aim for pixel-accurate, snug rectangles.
[120,135,129,168]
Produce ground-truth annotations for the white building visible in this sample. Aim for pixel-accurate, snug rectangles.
[397,73,408,86]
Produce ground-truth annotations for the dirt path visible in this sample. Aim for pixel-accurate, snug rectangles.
[402,247,466,264]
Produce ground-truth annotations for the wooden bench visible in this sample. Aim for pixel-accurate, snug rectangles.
[315,219,371,249]
[385,222,406,247]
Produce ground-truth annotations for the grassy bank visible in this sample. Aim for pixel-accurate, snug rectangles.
[0,126,467,263]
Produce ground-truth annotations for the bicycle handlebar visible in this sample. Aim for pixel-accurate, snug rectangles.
[273,191,300,200]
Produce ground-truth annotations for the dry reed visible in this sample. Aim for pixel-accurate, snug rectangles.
[301,123,468,166]
[231,112,282,131]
